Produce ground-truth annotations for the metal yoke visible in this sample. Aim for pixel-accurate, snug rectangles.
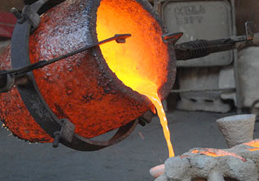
[9,0,139,151]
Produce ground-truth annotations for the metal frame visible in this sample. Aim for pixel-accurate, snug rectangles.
[9,0,140,151]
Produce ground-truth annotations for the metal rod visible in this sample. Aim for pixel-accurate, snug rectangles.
[0,34,131,76]
[39,34,131,68]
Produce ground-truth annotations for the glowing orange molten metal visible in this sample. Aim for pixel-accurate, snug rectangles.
[244,139,259,151]
[97,0,169,92]
[192,148,246,162]
[97,0,174,157]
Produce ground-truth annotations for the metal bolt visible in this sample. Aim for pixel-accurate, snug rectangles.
[10,7,23,20]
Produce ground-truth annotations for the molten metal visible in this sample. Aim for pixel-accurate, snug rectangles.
[97,0,174,157]
[97,0,169,94]
[192,148,246,162]
[244,139,259,151]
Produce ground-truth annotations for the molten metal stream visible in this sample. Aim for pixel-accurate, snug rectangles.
[96,0,174,157]
[142,83,175,157]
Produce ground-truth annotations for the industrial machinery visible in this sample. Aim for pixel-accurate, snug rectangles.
[0,0,256,151]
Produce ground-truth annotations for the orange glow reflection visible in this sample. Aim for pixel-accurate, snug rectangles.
[244,139,259,151]
[192,148,246,162]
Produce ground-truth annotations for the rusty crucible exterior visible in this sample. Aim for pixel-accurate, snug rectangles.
[0,0,175,150]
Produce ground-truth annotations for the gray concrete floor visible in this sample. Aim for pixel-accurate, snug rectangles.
[0,110,258,181]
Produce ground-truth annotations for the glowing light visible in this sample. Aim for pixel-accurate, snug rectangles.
[192,148,246,162]
[97,0,174,157]
[244,139,259,151]
[144,86,175,157]
[96,0,169,93]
